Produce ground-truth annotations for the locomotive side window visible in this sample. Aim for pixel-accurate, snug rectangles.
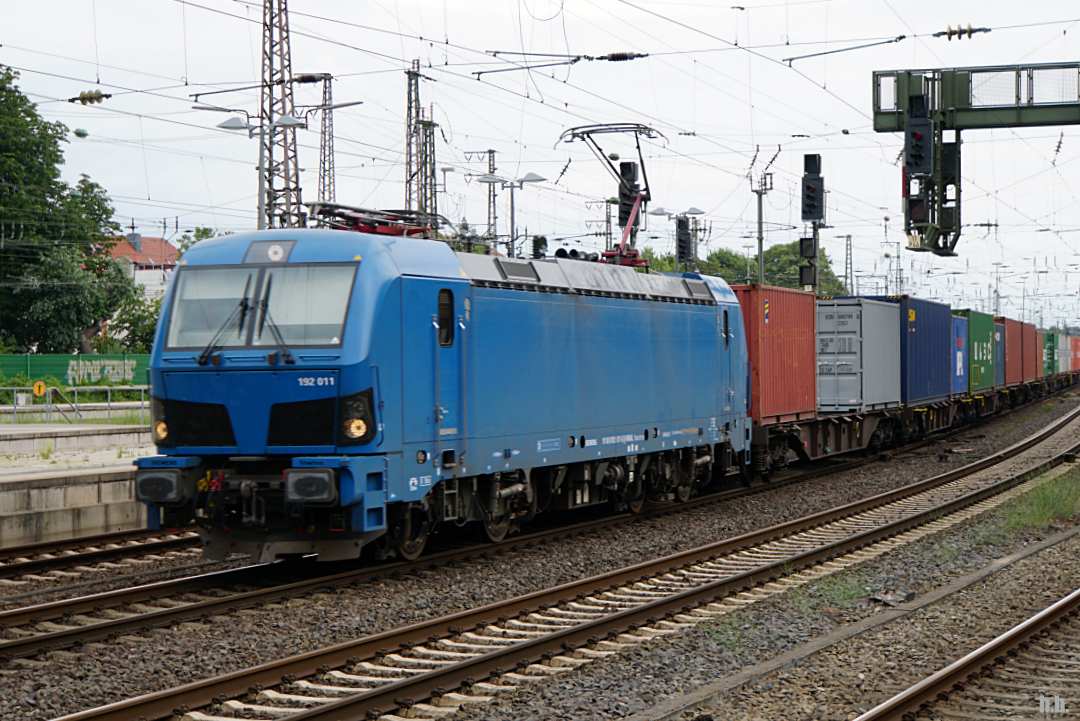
[723,309,730,348]
[438,289,454,346]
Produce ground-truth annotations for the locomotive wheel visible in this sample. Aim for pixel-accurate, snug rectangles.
[392,504,430,562]
[625,479,646,514]
[674,481,693,503]
[482,513,512,543]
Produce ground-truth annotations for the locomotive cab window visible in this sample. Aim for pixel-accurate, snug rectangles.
[438,289,454,346]
[723,309,730,348]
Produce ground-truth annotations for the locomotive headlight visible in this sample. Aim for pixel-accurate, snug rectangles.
[343,417,368,439]
[136,469,187,504]
[285,468,337,504]
[150,397,173,447]
[338,389,376,445]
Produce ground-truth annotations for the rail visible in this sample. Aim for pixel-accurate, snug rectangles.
[0,384,150,423]
[853,586,1080,721]
[53,405,1080,721]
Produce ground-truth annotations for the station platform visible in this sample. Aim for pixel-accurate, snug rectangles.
[0,463,143,548]
[0,425,152,547]
[0,423,150,455]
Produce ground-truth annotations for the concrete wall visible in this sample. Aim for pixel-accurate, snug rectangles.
[0,427,150,455]
[0,467,144,548]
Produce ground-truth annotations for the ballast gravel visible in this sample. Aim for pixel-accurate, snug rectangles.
[0,395,1075,721]
[455,466,1080,721]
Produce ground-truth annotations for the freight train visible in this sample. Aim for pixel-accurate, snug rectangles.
[135,229,1079,562]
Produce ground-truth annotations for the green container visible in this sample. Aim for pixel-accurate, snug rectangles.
[0,354,150,386]
[1044,332,1058,377]
[955,310,994,392]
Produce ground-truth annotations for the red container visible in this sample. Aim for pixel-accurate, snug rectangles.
[732,284,817,425]
[1021,322,1039,382]
[1073,337,1080,372]
[998,317,1023,386]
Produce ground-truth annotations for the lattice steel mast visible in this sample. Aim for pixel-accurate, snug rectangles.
[405,60,421,211]
[418,112,438,220]
[317,74,336,203]
[260,0,304,228]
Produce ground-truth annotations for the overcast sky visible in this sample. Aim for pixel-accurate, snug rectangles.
[5,0,1080,326]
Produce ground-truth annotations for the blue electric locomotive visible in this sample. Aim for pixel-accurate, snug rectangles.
[135,229,751,561]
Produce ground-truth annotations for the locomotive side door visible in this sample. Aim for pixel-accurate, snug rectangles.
[402,278,465,460]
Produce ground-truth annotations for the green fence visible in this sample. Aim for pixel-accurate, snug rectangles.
[0,354,150,386]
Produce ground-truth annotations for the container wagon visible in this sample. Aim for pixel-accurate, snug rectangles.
[955,310,994,393]
[867,296,952,407]
[1041,330,1049,379]
[1023,324,1040,382]
[999,317,1024,386]
[816,298,901,413]
[1056,332,1070,374]
[993,320,1006,388]
[951,314,968,397]
[732,284,817,472]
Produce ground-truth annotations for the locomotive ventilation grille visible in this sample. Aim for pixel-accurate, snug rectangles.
[267,398,337,446]
[162,399,236,446]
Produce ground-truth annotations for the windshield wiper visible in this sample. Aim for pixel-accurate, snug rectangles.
[256,275,296,365]
[197,275,252,366]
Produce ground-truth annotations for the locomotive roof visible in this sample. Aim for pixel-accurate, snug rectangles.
[178,228,736,305]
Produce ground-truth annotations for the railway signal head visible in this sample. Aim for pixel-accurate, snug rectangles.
[905,117,933,175]
[801,175,825,222]
[675,216,693,264]
[617,161,640,228]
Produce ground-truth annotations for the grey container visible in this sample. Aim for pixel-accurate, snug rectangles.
[817,298,902,412]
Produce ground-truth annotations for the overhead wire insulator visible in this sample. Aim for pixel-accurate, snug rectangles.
[68,90,112,105]
[933,24,991,40]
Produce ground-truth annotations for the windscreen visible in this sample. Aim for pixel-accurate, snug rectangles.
[166,267,257,349]
[165,264,356,349]
[251,265,355,347]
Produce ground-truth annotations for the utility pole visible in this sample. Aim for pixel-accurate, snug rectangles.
[418,111,438,221]
[844,235,854,294]
[742,244,754,283]
[316,73,335,203]
[751,172,773,283]
[260,0,304,228]
[484,149,497,240]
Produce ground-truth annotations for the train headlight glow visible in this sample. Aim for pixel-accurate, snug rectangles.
[343,417,368,439]
[153,420,169,442]
[338,389,376,444]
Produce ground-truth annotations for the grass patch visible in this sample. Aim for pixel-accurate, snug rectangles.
[813,573,866,608]
[930,539,962,564]
[1002,467,1080,532]
[38,441,53,460]
[702,615,744,651]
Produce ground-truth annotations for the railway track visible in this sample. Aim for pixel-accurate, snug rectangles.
[0,393,1055,588]
[0,528,201,582]
[854,586,1080,721]
[0,453,862,660]
[0,411,1013,661]
[54,406,1080,721]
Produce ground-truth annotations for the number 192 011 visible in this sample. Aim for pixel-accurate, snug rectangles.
[298,376,335,387]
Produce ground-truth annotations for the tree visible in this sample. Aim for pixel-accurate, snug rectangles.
[641,240,848,295]
[176,226,218,256]
[100,295,162,353]
[0,65,134,352]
